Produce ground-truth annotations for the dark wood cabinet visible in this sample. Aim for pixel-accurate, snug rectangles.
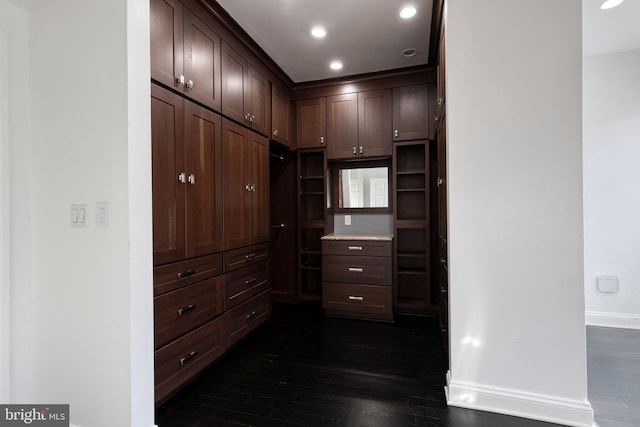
[296,97,327,149]
[322,238,393,321]
[222,119,269,251]
[150,0,221,111]
[271,84,290,146]
[151,84,222,266]
[326,93,358,159]
[297,149,327,300]
[392,84,430,142]
[393,141,436,315]
[221,42,269,135]
[327,90,392,160]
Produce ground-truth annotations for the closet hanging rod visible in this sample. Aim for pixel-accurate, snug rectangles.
[270,223,285,228]
[269,152,284,161]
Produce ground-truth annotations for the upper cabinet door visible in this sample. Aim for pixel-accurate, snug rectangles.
[221,42,247,124]
[358,89,392,158]
[296,97,326,149]
[151,85,186,266]
[185,102,223,258]
[246,66,268,135]
[271,84,290,147]
[183,10,221,111]
[150,0,184,90]
[326,93,358,160]
[392,84,430,141]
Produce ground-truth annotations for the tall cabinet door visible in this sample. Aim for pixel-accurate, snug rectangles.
[249,132,269,244]
[183,9,221,111]
[222,119,251,250]
[151,85,186,265]
[185,103,223,258]
[150,0,184,91]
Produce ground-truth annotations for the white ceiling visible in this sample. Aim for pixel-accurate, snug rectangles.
[215,0,433,83]
[583,0,640,56]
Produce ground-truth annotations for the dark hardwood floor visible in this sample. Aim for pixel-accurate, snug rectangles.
[156,303,562,426]
[587,326,640,427]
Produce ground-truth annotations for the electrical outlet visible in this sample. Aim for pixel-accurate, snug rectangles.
[344,215,351,225]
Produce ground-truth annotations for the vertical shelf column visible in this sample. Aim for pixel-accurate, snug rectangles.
[297,149,327,300]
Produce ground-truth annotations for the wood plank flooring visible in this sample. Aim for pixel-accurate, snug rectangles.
[156,303,562,426]
[587,326,640,427]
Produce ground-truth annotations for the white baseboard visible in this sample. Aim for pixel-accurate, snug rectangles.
[445,371,596,427]
[585,311,640,329]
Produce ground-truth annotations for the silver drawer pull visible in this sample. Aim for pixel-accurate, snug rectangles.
[348,267,364,273]
[244,253,257,260]
[177,304,197,316]
[245,278,257,286]
[348,296,364,302]
[347,246,363,251]
[179,350,199,366]
[177,269,196,279]
[246,311,258,321]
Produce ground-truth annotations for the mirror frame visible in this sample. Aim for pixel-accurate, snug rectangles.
[331,159,392,214]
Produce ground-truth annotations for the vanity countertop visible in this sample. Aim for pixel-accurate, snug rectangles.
[321,233,393,241]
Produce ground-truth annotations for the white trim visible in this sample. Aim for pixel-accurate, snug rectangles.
[0,26,10,404]
[586,311,640,330]
[445,371,596,427]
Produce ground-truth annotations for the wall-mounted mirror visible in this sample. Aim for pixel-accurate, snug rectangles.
[332,160,391,212]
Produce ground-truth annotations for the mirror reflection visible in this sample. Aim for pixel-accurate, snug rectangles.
[339,167,389,208]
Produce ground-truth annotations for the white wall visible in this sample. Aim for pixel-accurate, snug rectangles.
[4,0,154,425]
[583,49,640,329]
[446,1,594,426]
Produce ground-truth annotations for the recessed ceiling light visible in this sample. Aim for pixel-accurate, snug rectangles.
[402,48,417,58]
[601,0,624,9]
[311,26,326,38]
[400,6,417,19]
[330,61,343,70]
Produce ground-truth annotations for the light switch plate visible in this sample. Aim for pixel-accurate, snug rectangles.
[597,276,619,293]
[71,204,88,228]
[96,201,110,228]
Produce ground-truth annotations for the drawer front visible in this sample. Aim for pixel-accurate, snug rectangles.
[223,243,268,272]
[322,240,392,257]
[225,290,271,348]
[154,254,223,296]
[323,255,392,285]
[323,283,392,320]
[223,261,269,311]
[154,276,224,349]
[155,316,226,404]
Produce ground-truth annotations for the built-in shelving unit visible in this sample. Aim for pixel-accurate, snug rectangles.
[297,149,327,300]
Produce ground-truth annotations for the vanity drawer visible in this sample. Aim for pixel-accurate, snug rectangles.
[225,290,271,348]
[323,283,392,321]
[154,276,223,349]
[223,243,268,272]
[322,240,392,257]
[154,254,223,296]
[154,316,226,404]
[223,261,269,310]
[323,255,392,286]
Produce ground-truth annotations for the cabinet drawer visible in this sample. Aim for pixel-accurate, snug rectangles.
[225,290,271,348]
[154,254,223,296]
[323,255,392,286]
[154,316,225,404]
[322,240,391,257]
[323,283,392,321]
[223,261,269,310]
[154,276,223,349]
[223,243,268,272]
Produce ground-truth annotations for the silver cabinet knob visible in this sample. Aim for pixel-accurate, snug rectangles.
[178,172,187,183]
[320,136,324,145]
[187,174,195,184]
[352,146,357,155]
[359,146,363,155]
[394,129,399,138]
[186,80,193,89]
[177,74,185,86]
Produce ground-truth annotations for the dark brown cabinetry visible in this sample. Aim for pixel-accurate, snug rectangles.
[221,42,269,135]
[271,84,291,147]
[392,84,431,142]
[322,238,393,321]
[327,90,392,160]
[151,84,223,266]
[393,141,436,314]
[150,0,221,111]
[296,97,327,149]
[297,149,327,300]
[222,119,270,251]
